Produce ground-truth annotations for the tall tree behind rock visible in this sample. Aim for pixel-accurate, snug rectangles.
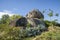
[10,14,22,20]
[54,13,59,22]
[48,9,53,20]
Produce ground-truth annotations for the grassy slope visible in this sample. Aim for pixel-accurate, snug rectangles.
[0,24,60,40]
[24,26,60,40]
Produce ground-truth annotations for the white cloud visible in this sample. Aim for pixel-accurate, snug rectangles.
[0,10,14,18]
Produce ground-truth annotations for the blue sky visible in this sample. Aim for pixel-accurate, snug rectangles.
[0,0,60,23]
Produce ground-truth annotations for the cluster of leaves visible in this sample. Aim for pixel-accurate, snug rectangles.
[44,20,60,27]
[0,14,22,24]
[27,23,31,28]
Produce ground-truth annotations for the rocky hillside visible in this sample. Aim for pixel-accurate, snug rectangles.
[0,9,60,40]
[9,9,46,30]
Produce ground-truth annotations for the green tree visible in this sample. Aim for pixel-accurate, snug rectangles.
[55,13,59,17]
[55,13,59,21]
[48,9,53,20]
[48,13,53,17]
[42,9,46,13]
[47,9,54,26]
[1,14,10,24]
[10,15,22,20]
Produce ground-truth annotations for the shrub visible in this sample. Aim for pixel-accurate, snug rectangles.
[35,26,60,40]
[0,24,22,40]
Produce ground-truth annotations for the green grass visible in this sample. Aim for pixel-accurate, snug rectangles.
[0,24,60,40]
[33,26,60,40]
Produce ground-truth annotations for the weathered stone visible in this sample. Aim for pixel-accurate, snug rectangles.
[9,17,27,27]
[15,17,27,27]
[27,18,45,28]
[9,19,18,27]
[9,9,46,30]
[9,18,45,29]
[26,9,44,19]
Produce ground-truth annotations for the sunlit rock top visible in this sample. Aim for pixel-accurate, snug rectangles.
[26,9,44,19]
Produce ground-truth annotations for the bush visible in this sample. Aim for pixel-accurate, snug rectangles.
[35,26,60,40]
[0,24,43,40]
[1,24,60,40]
[0,24,22,40]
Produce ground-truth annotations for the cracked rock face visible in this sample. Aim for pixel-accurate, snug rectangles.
[26,9,44,19]
[27,18,45,27]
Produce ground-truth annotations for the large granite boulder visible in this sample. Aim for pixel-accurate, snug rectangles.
[9,17,46,29]
[15,17,27,27]
[9,9,46,30]
[9,17,27,27]
[9,9,47,37]
[27,18,46,29]
[26,9,44,19]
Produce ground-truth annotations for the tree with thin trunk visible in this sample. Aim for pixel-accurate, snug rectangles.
[48,9,53,26]
[55,13,59,21]
[54,13,59,23]
[55,13,59,17]
[48,9,53,21]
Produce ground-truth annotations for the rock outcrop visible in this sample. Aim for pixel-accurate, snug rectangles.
[9,17,27,27]
[9,9,46,30]
[26,9,44,19]
[27,18,45,27]
[15,17,27,27]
